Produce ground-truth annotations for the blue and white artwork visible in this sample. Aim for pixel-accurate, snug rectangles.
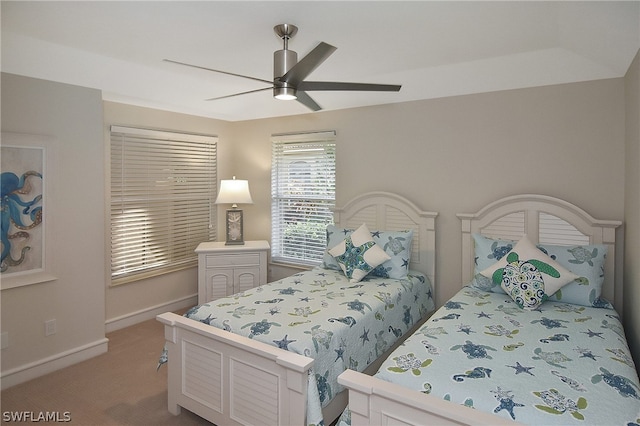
[1,146,44,274]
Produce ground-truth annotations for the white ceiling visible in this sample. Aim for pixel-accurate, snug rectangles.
[2,1,639,122]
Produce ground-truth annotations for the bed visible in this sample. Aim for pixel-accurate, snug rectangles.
[338,194,640,425]
[156,192,438,426]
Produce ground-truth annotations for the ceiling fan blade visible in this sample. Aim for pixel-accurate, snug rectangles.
[164,59,273,85]
[279,42,337,86]
[205,87,272,101]
[295,91,322,111]
[298,81,402,92]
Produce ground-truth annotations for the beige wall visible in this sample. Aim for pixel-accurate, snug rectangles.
[232,79,626,309]
[624,49,640,365]
[1,67,635,385]
[102,102,232,330]
[1,74,106,386]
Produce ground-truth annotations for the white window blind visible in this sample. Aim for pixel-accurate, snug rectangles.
[271,131,336,266]
[110,126,217,285]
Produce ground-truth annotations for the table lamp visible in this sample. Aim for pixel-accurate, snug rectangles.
[215,176,253,245]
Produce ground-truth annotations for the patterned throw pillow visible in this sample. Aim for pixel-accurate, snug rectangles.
[472,233,610,308]
[328,223,391,283]
[538,243,610,308]
[470,233,513,293]
[480,235,579,310]
[323,225,413,279]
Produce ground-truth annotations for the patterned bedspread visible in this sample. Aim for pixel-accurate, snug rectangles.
[182,266,434,426]
[343,286,640,425]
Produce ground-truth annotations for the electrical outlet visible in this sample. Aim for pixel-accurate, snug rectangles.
[1,332,8,349]
[45,319,56,336]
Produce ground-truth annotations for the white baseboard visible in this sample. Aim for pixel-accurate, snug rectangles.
[104,294,197,333]
[1,338,109,390]
[1,295,198,390]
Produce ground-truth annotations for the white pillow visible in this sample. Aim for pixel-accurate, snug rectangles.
[329,223,391,283]
[480,235,579,310]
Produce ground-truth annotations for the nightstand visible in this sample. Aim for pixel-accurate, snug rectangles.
[195,240,270,304]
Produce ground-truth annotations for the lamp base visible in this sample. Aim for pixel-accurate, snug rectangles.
[224,209,245,245]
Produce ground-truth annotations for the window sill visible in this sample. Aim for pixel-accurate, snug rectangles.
[1,271,57,290]
[269,260,316,271]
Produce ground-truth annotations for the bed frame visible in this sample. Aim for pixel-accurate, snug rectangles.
[338,193,622,426]
[157,192,437,426]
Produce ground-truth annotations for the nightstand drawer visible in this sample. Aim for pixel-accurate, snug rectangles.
[205,253,260,267]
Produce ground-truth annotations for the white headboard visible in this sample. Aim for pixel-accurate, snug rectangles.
[334,192,438,292]
[457,194,622,307]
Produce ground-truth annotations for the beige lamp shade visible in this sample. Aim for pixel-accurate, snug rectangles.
[215,176,253,207]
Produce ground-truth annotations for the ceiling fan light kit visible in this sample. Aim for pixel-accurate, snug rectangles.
[165,23,401,111]
[274,86,297,100]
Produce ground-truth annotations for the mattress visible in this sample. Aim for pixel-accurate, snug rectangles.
[182,266,434,425]
[343,286,640,425]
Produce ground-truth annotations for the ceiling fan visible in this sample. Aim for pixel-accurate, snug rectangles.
[164,24,401,111]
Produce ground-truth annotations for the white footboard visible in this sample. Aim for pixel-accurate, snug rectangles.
[338,370,522,426]
[157,312,314,426]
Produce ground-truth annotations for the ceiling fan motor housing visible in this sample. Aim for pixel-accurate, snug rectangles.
[274,49,298,99]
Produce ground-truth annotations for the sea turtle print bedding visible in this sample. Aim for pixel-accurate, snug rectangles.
[178,266,434,426]
[340,286,640,425]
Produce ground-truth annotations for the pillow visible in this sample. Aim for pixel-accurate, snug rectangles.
[538,243,610,308]
[470,233,513,293]
[323,225,413,279]
[328,223,391,283]
[472,233,610,308]
[323,225,350,271]
[480,235,579,310]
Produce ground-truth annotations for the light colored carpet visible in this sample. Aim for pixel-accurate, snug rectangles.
[1,315,211,425]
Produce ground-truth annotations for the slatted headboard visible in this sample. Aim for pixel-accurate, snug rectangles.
[457,194,622,307]
[333,192,438,293]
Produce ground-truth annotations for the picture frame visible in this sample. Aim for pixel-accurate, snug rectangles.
[1,132,56,290]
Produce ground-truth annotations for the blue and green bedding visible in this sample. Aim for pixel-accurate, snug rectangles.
[340,286,640,425]
[179,267,434,426]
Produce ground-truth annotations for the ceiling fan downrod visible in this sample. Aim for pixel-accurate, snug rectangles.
[273,24,298,100]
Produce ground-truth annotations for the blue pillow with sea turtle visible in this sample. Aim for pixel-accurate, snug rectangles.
[470,233,513,293]
[323,225,413,279]
[538,242,610,308]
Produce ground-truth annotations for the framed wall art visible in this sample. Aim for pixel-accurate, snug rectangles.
[1,132,56,289]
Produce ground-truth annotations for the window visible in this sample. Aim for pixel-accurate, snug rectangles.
[109,126,217,285]
[271,131,336,266]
